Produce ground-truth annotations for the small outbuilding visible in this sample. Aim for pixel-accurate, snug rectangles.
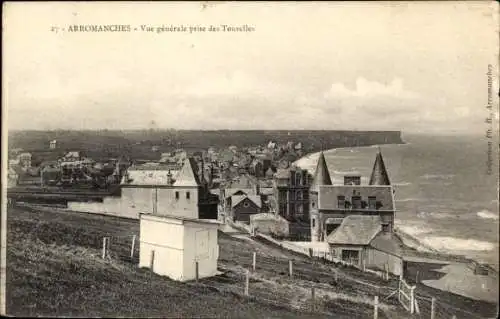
[139,213,221,282]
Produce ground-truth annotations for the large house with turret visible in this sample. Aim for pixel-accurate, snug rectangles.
[309,150,395,242]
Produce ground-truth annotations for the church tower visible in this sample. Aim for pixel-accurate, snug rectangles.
[309,151,332,242]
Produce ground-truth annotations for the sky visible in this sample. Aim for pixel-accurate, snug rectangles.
[3,1,500,134]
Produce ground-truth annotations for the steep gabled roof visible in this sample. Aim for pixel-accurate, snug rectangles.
[310,152,332,193]
[231,195,262,209]
[326,215,382,245]
[173,157,201,187]
[369,150,391,185]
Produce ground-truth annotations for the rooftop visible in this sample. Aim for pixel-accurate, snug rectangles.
[326,215,382,245]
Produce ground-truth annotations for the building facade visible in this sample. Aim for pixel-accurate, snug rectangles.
[310,150,395,242]
[273,165,312,221]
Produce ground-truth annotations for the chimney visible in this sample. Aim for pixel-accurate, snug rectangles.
[344,175,361,185]
[166,170,173,185]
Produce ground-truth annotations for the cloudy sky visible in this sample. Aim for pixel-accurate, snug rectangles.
[3,1,499,133]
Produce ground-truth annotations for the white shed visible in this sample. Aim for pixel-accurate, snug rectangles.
[139,213,221,281]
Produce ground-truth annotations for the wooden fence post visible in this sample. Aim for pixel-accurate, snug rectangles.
[430,297,436,319]
[373,295,379,319]
[102,237,107,259]
[415,270,419,284]
[252,252,256,272]
[451,316,457,319]
[195,261,199,282]
[130,235,136,259]
[311,287,316,311]
[150,250,155,272]
[289,260,293,278]
[410,286,416,314]
[245,269,249,296]
[385,263,389,280]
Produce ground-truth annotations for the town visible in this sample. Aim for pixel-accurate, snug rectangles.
[6,132,497,318]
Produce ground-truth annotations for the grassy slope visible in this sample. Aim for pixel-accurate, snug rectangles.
[8,204,494,318]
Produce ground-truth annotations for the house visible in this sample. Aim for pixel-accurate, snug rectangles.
[230,195,262,223]
[18,152,32,169]
[41,166,62,186]
[68,157,219,220]
[310,150,395,242]
[273,165,312,222]
[249,159,264,178]
[7,166,22,188]
[326,215,404,276]
[49,140,57,149]
[250,213,289,237]
[139,213,221,282]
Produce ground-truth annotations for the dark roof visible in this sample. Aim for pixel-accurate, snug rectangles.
[310,152,332,192]
[326,215,382,245]
[318,185,395,211]
[369,151,391,185]
[231,195,262,209]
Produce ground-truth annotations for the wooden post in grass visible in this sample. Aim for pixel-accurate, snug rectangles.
[289,260,293,278]
[415,270,419,284]
[195,261,199,282]
[311,287,316,311]
[451,316,457,319]
[430,297,436,319]
[252,252,256,272]
[245,269,250,296]
[373,295,379,319]
[102,237,107,259]
[130,235,136,259]
[385,263,389,281]
[150,250,155,272]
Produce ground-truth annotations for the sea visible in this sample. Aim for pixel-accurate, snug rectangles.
[295,133,499,270]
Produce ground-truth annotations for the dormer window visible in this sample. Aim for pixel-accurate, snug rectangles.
[368,196,376,210]
[352,196,361,209]
[337,196,345,209]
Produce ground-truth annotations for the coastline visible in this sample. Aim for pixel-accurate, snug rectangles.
[293,143,499,276]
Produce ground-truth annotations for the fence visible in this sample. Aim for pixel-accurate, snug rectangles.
[398,278,416,313]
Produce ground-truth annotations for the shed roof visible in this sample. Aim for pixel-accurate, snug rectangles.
[326,215,382,245]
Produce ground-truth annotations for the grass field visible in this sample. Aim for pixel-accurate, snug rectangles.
[6,204,495,318]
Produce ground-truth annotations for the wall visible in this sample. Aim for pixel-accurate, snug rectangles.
[232,200,260,223]
[330,245,365,268]
[67,185,201,220]
[251,218,289,237]
[365,247,403,276]
[139,217,185,280]
[156,187,199,219]
[182,223,219,280]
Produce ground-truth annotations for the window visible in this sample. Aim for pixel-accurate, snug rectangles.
[244,201,250,207]
[175,191,179,200]
[296,174,302,186]
[337,196,345,209]
[312,218,316,228]
[382,223,390,232]
[312,201,315,208]
[186,191,190,200]
[296,191,303,200]
[351,196,361,209]
[368,196,376,210]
